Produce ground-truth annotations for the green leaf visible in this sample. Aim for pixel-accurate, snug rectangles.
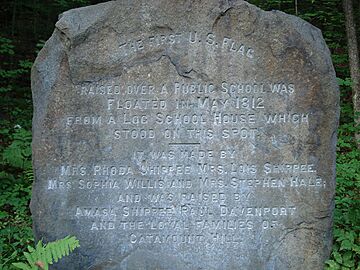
[340,240,353,251]
[333,251,342,264]
[0,211,9,219]
[12,262,32,270]
[325,259,340,270]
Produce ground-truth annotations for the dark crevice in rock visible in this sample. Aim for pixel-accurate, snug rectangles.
[56,28,71,50]
[212,7,234,31]
[150,24,173,32]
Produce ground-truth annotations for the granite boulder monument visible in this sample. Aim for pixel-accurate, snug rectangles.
[31,0,339,269]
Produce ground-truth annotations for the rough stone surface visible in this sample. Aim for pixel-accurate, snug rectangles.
[31,1,339,269]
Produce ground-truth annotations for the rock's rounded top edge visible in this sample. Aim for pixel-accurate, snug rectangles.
[55,0,115,41]
[53,0,326,51]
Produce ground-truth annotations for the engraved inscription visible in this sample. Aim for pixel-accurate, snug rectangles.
[45,32,326,251]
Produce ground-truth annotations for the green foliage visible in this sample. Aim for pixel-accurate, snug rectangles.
[337,78,353,87]
[0,36,30,100]
[0,37,32,80]
[0,37,33,131]
[325,160,360,270]
[0,37,15,55]
[0,127,33,270]
[0,36,34,270]
[35,40,46,54]
[12,236,80,270]
[0,168,33,270]
[1,127,32,171]
[325,91,360,270]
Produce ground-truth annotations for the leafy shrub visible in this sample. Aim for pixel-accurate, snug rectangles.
[0,36,34,269]
[0,127,33,270]
[325,78,360,270]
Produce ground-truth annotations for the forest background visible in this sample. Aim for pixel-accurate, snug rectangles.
[0,0,359,269]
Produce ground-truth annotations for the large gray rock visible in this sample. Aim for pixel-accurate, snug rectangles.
[31,1,339,269]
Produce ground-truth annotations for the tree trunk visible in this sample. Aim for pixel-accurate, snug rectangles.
[343,0,360,148]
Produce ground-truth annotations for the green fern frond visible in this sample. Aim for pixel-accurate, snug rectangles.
[24,168,34,182]
[12,236,80,270]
